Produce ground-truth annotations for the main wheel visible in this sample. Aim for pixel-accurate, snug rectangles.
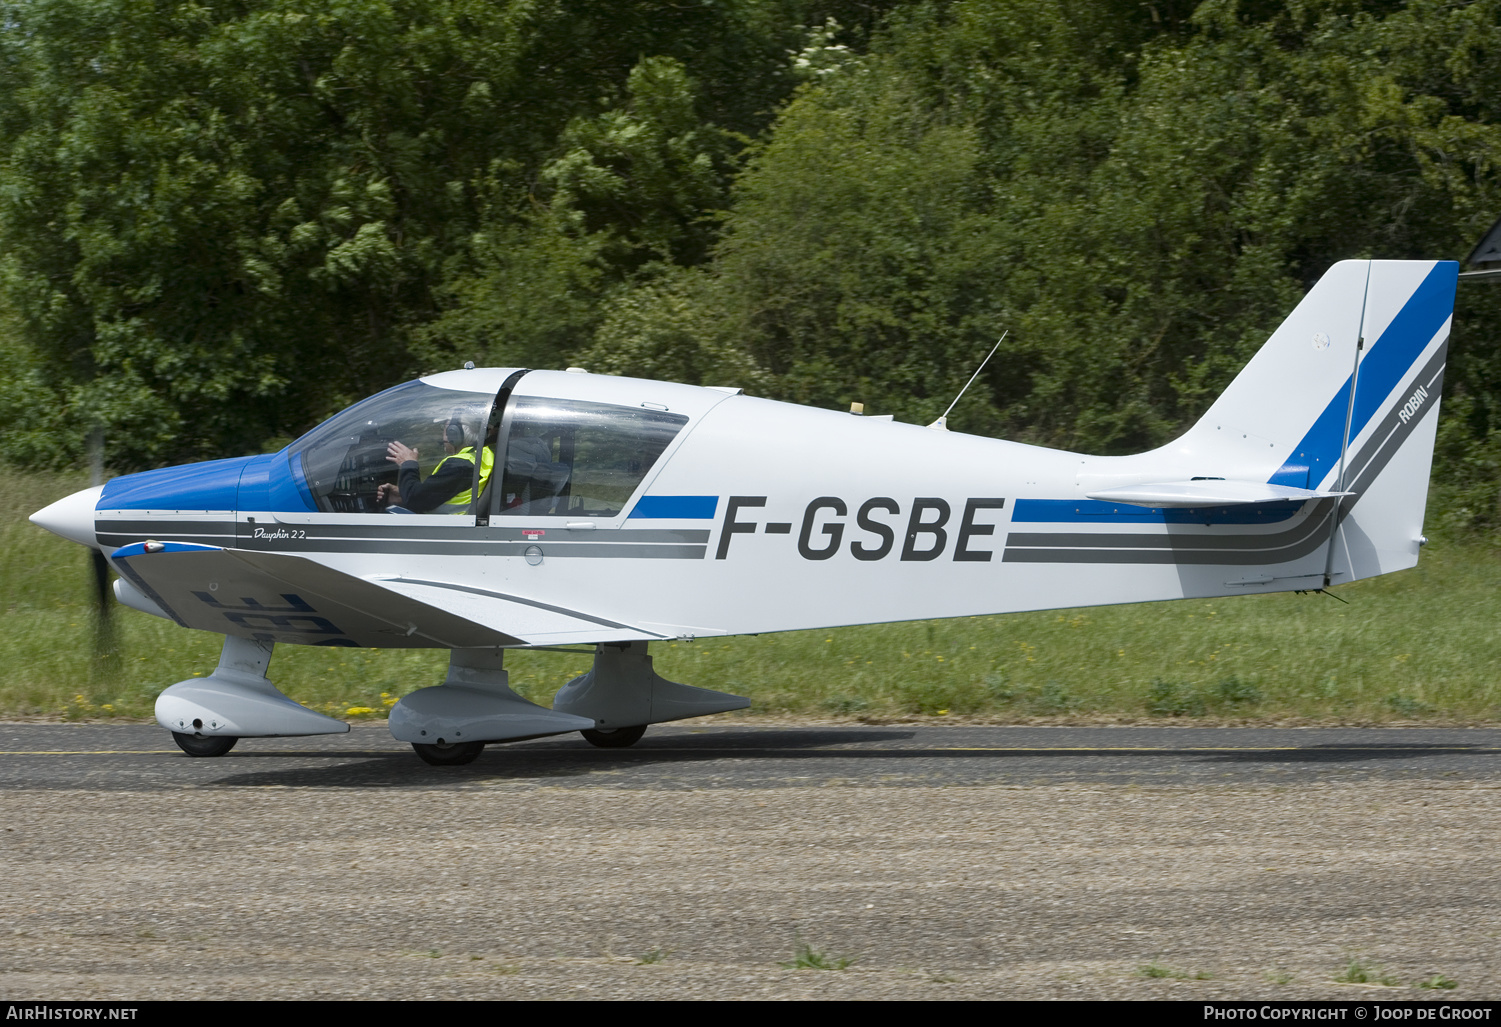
[580,724,647,749]
[171,732,239,758]
[411,740,486,766]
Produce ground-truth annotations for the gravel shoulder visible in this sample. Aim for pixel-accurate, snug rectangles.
[2,780,1497,1000]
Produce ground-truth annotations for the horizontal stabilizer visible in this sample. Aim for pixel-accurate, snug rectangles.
[1085,480,1353,509]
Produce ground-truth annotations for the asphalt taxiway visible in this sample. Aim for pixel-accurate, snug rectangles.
[1,722,1499,789]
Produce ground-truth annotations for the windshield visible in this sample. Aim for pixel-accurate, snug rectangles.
[496,397,688,517]
[290,381,494,514]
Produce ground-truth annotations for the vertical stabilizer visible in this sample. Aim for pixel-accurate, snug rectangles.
[1173,259,1457,581]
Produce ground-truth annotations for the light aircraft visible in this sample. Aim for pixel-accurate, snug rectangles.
[31,259,1457,765]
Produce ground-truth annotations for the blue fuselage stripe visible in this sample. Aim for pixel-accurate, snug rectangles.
[628,495,720,519]
[1010,499,1305,525]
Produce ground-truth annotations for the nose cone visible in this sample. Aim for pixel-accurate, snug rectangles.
[30,485,105,549]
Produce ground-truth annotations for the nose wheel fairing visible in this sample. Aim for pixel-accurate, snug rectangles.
[154,634,349,740]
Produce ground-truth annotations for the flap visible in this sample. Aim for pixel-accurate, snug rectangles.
[372,577,664,646]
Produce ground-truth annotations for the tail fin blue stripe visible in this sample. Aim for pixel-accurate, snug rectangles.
[1347,261,1457,444]
[1268,261,1456,488]
[1268,376,1350,488]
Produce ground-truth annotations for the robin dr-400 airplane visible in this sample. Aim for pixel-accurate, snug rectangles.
[31,259,1457,764]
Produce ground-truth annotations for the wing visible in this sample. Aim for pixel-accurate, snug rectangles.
[109,542,654,647]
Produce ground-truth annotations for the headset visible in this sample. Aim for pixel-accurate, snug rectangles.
[444,412,466,449]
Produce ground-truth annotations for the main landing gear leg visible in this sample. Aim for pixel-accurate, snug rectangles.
[388,648,596,764]
[553,642,751,748]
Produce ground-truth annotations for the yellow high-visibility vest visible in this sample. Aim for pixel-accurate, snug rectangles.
[434,445,494,513]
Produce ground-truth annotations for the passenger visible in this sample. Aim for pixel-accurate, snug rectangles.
[500,434,571,515]
[378,413,493,514]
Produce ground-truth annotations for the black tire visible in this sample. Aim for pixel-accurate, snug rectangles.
[411,740,486,766]
[171,732,238,758]
[580,724,647,749]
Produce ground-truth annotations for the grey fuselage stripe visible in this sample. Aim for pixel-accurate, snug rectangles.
[230,540,708,559]
[237,524,712,543]
[95,520,708,544]
[95,533,707,560]
[1002,502,1338,565]
[95,519,235,534]
[1005,501,1327,552]
[390,578,657,635]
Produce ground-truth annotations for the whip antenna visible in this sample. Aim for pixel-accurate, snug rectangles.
[929,331,1007,430]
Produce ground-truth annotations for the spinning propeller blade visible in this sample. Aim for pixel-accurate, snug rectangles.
[87,429,116,670]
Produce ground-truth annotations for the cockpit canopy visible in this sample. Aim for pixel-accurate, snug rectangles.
[294,381,491,513]
[500,397,686,517]
[287,378,689,518]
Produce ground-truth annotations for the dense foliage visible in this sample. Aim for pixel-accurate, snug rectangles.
[4,0,1501,532]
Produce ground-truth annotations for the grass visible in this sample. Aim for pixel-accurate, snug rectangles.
[1417,974,1458,990]
[7,467,1501,724]
[779,940,855,970]
[1137,960,1212,980]
[1334,959,1403,986]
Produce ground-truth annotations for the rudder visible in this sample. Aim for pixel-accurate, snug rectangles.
[1332,260,1456,581]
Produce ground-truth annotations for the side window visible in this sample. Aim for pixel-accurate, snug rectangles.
[289,382,494,513]
[497,398,688,517]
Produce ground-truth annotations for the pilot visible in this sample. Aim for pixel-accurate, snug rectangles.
[377,412,494,514]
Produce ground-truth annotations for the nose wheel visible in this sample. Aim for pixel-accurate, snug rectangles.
[411,740,486,766]
[580,725,647,748]
[171,732,239,757]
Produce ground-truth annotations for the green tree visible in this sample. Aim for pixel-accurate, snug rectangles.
[692,0,1501,469]
[420,55,741,371]
[415,8,908,377]
[0,0,824,468]
[706,64,1008,424]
